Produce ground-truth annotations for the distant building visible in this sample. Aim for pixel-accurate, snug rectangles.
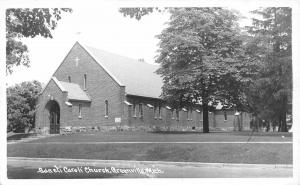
[35,42,250,134]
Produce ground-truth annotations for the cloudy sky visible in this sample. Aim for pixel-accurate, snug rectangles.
[6,6,257,86]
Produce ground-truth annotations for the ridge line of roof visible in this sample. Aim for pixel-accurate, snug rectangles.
[83,44,159,67]
[77,41,125,87]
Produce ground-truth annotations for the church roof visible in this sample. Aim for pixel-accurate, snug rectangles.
[52,77,91,102]
[81,43,163,99]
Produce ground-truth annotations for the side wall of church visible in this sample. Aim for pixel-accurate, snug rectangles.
[123,95,251,131]
[124,95,203,131]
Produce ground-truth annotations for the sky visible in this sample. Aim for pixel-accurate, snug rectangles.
[6,6,256,86]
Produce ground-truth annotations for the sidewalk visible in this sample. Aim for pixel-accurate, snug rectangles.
[7,157,293,178]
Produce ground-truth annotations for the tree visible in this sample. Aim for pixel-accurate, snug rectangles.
[120,8,250,133]
[6,8,72,74]
[119,7,161,20]
[245,7,292,132]
[7,81,42,133]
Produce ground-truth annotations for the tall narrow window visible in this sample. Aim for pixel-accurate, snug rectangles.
[187,109,189,120]
[154,106,157,119]
[176,110,179,120]
[83,74,87,90]
[68,76,71,83]
[158,106,162,119]
[224,111,227,121]
[133,104,137,117]
[78,104,82,118]
[139,103,143,118]
[105,100,108,117]
[190,110,193,121]
[171,109,175,119]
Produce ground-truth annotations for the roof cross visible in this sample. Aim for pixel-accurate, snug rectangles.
[75,57,80,67]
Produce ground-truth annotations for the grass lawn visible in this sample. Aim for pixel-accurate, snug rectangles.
[7,131,292,164]
[24,131,292,143]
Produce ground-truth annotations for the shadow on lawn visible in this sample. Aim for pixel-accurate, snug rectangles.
[148,131,225,134]
[7,133,37,141]
[150,130,293,137]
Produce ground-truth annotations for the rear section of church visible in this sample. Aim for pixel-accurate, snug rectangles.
[35,41,251,134]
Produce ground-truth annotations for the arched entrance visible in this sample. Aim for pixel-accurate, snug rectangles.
[45,100,60,134]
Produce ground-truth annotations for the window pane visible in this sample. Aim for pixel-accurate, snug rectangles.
[79,104,82,117]
[105,100,108,117]
[133,104,137,117]
[84,74,87,90]
[139,104,143,117]
[158,106,161,118]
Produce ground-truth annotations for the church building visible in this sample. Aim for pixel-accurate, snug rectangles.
[35,42,250,134]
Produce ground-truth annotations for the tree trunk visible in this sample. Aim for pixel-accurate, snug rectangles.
[280,95,288,132]
[281,113,287,132]
[202,102,209,133]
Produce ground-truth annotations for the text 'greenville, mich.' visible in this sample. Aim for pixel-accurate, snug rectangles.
[37,165,164,175]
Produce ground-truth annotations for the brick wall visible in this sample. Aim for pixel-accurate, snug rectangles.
[213,110,251,131]
[36,79,68,133]
[124,95,203,130]
[37,42,124,131]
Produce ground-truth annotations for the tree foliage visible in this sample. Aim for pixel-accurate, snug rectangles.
[119,7,166,20]
[7,81,42,133]
[120,7,292,132]
[155,8,249,133]
[6,8,72,74]
[245,7,292,132]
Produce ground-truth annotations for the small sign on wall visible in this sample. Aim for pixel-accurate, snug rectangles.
[115,117,121,123]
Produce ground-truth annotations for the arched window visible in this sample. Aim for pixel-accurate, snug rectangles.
[105,100,108,117]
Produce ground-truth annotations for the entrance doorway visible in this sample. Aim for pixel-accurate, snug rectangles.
[45,100,60,134]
